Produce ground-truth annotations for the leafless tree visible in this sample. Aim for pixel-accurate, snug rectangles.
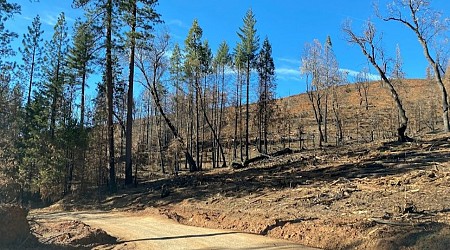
[343,20,411,142]
[301,38,340,147]
[301,40,326,147]
[380,0,450,131]
[356,67,372,111]
[135,31,197,171]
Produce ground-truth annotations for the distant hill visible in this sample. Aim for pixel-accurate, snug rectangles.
[255,78,448,148]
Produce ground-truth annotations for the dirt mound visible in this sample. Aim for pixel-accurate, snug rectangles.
[32,220,117,248]
[0,205,30,247]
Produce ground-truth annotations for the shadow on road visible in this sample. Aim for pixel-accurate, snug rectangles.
[118,231,237,243]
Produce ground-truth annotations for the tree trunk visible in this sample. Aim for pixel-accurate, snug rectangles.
[157,111,165,174]
[233,69,239,160]
[245,60,250,161]
[125,0,137,186]
[195,78,201,170]
[106,0,116,192]
[146,62,197,171]
[195,80,227,168]
[416,35,450,131]
[376,69,409,142]
[27,47,36,106]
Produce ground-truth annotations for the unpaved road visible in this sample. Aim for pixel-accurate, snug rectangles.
[32,210,318,249]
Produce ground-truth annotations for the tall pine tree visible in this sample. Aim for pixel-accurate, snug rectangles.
[256,37,275,154]
[68,19,96,128]
[237,9,259,161]
[19,15,44,106]
[120,0,161,186]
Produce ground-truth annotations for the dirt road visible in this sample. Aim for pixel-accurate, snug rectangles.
[32,210,317,249]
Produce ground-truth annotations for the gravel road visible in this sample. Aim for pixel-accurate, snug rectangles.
[32,210,318,249]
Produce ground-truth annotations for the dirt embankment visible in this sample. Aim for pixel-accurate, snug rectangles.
[1,204,117,249]
[0,205,30,247]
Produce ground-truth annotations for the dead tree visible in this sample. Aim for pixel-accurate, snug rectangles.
[380,0,450,132]
[301,40,326,147]
[343,20,411,142]
[135,32,198,171]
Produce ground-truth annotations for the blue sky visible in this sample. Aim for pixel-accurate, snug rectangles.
[7,0,450,98]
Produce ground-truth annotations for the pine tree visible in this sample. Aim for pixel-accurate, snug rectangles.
[169,43,184,173]
[0,1,22,203]
[73,0,119,192]
[184,19,203,171]
[68,19,96,128]
[237,9,259,161]
[256,37,275,154]
[214,41,231,167]
[0,0,20,60]
[232,42,245,160]
[120,0,161,186]
[42,12,69,139]
[19,15,44,105]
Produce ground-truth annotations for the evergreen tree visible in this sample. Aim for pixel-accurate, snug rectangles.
[74,0,119,192]
[232,42,245,160]
[68,19,96,128]
[237,8,259,161]
[19,15,44,105]
[213,41,231,167]
[120,0,161,186]
[0,0,22,203]
[184,19,203,171]
[42,12,69,139]
[256,37,275,154]
[0,0,20,61]
[169,43,184,173]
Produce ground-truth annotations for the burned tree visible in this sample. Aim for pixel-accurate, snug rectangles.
[343,20,411,142]
[380,0,450,132]
[135,32,198,171]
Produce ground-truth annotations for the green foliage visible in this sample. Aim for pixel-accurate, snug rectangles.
[257,37,275,93]
[233,42,245,71]
[68,19,96,79]
[256,37,275,154]
[184,19,203,78]
[199,40,212,75]
[0,0,20,60]
[0,0,21,203]
[237,8,259,66]
[169,43,184,84]
[19,14,44,104]
[214,41,231,69]
[120,0,162,46]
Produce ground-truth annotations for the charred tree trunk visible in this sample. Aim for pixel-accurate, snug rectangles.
[124,0,137,186]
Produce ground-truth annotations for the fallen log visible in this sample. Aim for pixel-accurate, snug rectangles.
[231,161,245,169]
[270,148,293,157]
[243,154,270,166]
[232,148,294,169]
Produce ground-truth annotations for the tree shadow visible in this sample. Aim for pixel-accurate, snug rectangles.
[117,232,237,243]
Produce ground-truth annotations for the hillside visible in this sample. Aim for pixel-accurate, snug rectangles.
[272,78,447,144]
[127,78,448,174]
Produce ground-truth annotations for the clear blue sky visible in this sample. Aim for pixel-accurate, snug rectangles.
[8,0,450,98]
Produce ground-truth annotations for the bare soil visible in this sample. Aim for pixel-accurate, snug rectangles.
[30,132,450,249]
[29,219,117,249]
[0,205,117,249]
